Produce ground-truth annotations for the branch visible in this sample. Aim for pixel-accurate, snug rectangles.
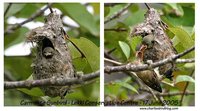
[105,46,195,73]
[104,3,132,24]
[4,3,12,17]
[4,70,100,89]
[104,3,123,7]
[104,28,128,32]
[4,3,52,35]
[140,88,194,96]
[160,91,194,96]
[176,58,195,63]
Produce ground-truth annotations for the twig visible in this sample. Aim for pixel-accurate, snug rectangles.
[158,96,167,106]
[4,3,12,17]
[105,46,194,73]
[4,70,100,89]
[180,69,194,105]
[176,58,195,63]
[147,87,158,101]
[140,88,194,96]
[104,28,128,32]
[48,3,53,13]
[159,91,194,96]
[144,3,151,10]
[104,3,123,7]
[4,3,52,35]
[104,3,132,24]
[105,58,177,87]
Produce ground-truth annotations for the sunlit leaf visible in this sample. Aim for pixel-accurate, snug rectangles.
[69,37,100,72]
[4,27,29,50]
[18,88,44,97]
[56,3,99,36]
[115,81,138,94]
[169,26,194,57]
[175,75,195,84]
[167,3,184,16]
[119,41,130,59]
[4,3,26,18]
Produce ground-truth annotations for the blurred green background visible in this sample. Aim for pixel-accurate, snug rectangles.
[104,3,195,106]
[4,3,100,106]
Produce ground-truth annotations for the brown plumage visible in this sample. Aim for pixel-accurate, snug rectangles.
[131,7,177,80]
[134,46,162,92]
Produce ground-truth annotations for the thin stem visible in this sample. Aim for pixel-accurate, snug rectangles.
[4,3,52,35]
[144,3,151,10]
[104,3,132,24]
[4,3,12,17]
[105,46,195,73]
[4,70,100,89]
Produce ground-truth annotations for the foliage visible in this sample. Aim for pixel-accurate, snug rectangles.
[104,3,195,106]
[4,3,100,106]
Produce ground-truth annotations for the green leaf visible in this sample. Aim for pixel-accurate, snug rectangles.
[56,3,99,36]
[128,4,139,13]
[115,81,138,94]
[4,56,32,80]
[106,4,123,18]
[4,27,29,50]
[168,26,194,57]
[167,3,184,16]
[124,9,145,26]
[165,6,194,26]
[175,75,195,84]
[184,63,195,69]
[4,3,26,18]
[17,75,44,97]
[90,3,100,15]
[69,37,100,72]
[119,41,130,59]
[129,36,142,54]
[14,4,45,22]
[104,7,110,17]
[18,88,44,97]
[72,57,87,71]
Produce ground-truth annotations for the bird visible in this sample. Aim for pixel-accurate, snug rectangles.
[42,47,55,59]
[133,46,162,92]
[135,34,176,80]
[130,7,177,81]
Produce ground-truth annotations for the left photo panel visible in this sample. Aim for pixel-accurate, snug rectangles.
[4,3,100,106]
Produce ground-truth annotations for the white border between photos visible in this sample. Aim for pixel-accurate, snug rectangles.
[1,0,198,111]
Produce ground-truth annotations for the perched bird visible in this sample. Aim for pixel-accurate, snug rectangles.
[133,47,162,92]
[142,34,155,49]
[131,7,177,80]
[26,11,77,98]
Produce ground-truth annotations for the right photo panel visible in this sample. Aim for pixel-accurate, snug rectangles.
[104,3,195,106]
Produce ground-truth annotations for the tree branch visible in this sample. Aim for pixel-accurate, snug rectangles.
[104,28,128,32]
[4,3,12,17]
[4,70,100,89]
[140,88,194,96]
[104,3,132,24]
[4,3,52,35]
[105,46,194,73]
